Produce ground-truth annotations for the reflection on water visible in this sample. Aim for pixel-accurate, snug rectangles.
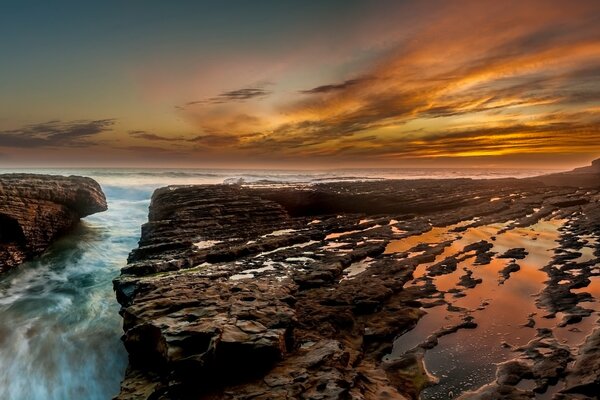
[384,219,477,255]
[388,219,584,399]
[384,226,450,254]
[0,182,151,400]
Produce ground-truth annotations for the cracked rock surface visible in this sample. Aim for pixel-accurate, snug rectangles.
[114,162,600,399]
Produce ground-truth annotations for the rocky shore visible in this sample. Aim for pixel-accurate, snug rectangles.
[0,174,107,271]
[114,161,600,399]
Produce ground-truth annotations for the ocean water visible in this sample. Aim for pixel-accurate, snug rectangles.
[0,167,556,399]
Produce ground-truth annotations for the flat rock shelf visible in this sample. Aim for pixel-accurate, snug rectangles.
[114,171,600,399]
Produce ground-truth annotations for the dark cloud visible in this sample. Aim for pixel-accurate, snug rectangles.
[300,77,371,94]
[0,119,115,148]
[121,145,186,155]
[189,134,241,147]
[128,130,184,142]
[183,87,272,108]
[129,130,249,148]
[216,88,271,101]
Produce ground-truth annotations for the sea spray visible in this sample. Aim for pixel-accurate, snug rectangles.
[0,185,151,399]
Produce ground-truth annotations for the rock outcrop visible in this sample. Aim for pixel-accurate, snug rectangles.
[571,158,600,174]
[114,175,600,399]
[533,157,600,188]
[0,174,107,271]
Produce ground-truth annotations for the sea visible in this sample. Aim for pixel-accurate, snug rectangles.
[0,167,556,399]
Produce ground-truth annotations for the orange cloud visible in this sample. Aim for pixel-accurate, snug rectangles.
[149,0,600,166]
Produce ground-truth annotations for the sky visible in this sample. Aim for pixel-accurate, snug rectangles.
[0,0,599,169]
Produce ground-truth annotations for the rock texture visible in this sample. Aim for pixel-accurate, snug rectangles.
[562,327,600,396]
[0,174,107,271]
[114,159,600,399]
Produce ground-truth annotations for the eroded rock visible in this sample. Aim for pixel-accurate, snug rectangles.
[0,174,107,271]
[114,174,600,399]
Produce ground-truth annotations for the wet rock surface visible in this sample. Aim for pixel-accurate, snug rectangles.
[0,174,107,271]
[115,162,600,399]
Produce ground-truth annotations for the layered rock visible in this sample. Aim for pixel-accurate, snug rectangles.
[0,174,107,271]
[114,175,600,399]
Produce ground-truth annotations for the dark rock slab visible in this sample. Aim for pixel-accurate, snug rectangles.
[499,263,521,283]
[498,248,528,260]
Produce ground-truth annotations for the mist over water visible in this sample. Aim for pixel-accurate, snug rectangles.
[0,174,158,400]
[0,167,556,399]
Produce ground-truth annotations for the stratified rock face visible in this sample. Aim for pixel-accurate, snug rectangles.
[114,177,600,399]
[0,174,107,271]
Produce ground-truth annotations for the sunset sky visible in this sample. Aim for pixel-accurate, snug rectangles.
[1,0,599,168]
